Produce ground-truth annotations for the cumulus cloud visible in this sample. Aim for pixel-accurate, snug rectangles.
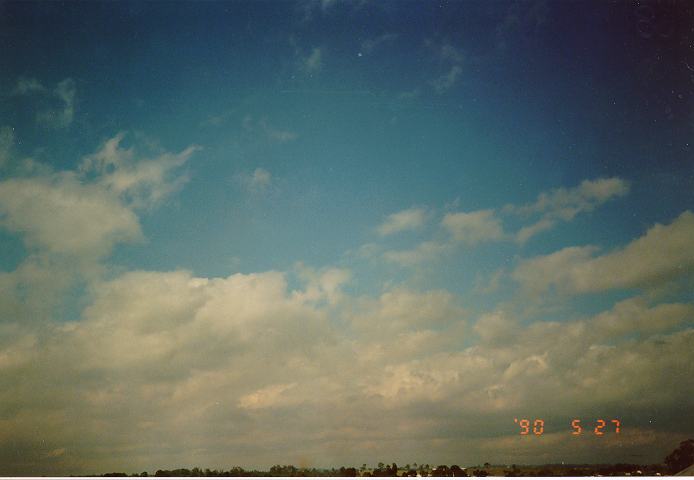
[0,173,142,259]
[376,207,427,236]
[0,269,337,473]
[513,210,694,295]
[473,310,519,345]
[506,177,630,243]
[0,262,692,473]
[1,155,692,474]
[348,287,465,338]
[588,296,694,339]
[0,132,199,331]
[442,209,504,245]
[293,263,351,306]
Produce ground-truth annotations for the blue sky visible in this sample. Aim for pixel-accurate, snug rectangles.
[0,0,693,475]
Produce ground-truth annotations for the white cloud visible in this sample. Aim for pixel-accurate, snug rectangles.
[0,132,197,282]
[0,173,142,259]
[442,209,504,245]
[382,240,449,267]
[0,262,692,473]
[378,208,503,267]
[374,178,629,269]
[513,210,694,294]
[80,132,201,208]
[349,287,465,337]
[514,218,554,244]
[293,263,351,306]
[512,245,597,295]
[506,177,630,243]
[588,296,694,339]
[376,207,427,236]
[507,177,630,219]
[473,310,519,344]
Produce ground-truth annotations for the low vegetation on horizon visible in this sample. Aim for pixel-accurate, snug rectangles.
[97,440,694,477]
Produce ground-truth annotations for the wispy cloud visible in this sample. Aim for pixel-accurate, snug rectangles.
[495,0,549,51]
[376,207,427,236]
[12,77,47,95]
[428,42,464,94]
[302,47,323,73]
[382,208,504,266]
[237,167,272,194]
[383,240,450,267]
[12,77,77,129]
[80,132,201,209]
[431,65,463,94]
[360,33,398,55]
[375,178,630,268]
[505,177,630,244]
[242,115,298,143]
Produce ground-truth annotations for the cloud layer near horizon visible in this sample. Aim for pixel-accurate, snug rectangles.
[0,133,692,474]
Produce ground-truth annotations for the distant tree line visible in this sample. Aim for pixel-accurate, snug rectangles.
[98,438,694,477]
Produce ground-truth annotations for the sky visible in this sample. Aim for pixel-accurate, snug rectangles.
[0,0,693,475]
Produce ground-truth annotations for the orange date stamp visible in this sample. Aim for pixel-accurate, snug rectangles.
[513,418,621,435]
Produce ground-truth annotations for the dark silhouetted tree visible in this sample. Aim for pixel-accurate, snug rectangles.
[451,465,467,477]
[665,439,694,474]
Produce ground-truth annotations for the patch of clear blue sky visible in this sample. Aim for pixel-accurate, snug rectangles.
[1,1,692,318]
